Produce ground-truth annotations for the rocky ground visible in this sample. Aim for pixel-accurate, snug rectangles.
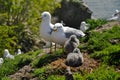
[9,21,120,80]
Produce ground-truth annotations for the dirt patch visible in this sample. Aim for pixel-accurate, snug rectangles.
[50,53,100,75]
[94,21,120,32]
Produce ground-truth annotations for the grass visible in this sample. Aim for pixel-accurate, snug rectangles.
[86,19,108,30]
[91,45,120,65]
[0,49,42,79]
[82,26,120,52]
[74,65,120,80]
[85,65,120,80]
[31,49,63,68]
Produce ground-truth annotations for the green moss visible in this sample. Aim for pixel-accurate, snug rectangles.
[86,19,108,30]
[85,65,120,80]
[84,26,120,52]
[47,75,65,80]
[91,45,120,65]
[31,49,63,68]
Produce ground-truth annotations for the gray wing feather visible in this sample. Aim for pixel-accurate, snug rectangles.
[64,27,85,38]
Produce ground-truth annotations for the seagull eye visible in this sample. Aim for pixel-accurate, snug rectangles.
[44,15,47,17]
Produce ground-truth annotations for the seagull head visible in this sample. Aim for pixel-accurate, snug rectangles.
[73,48,81,54]
[81,21,88,26]
[4,49,9,55]
[18,49,21,53]
[40,11,51,21]
[0,58,3,63]
[53,23,64,32]
[69,35,77,42]
[116,9,119,13]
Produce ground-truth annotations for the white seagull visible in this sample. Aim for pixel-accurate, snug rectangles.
[4,49,14,59]
[0,58,4,66]
[51,23,85,45]
[15,49,22,55]
[108,9,120,21]
[80,21,89,32]
[39,11,55,52]
[39,11,54,42]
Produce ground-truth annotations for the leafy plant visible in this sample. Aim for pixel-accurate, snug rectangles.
[91,45,120,65]
[85,26,120,52]
[85,65,120,80]
[31,49,62,68]
[86,19,107,30]
[0,52,35,78]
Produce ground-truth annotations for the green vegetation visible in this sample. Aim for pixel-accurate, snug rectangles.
[0,0,120,79]
[91,45,120,65]
[31,49,62,68]
[85,65,120,80]
[0,56,30,78]
[84,26,120,52]
[86,19,107,30]
[0,0,60,57]
[74,65,120,80]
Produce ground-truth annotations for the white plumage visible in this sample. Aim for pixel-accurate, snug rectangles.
[51,23,85,45]
[4,49,14,59]
[80,21,89,32]
[40,11,54,42]
[40,11,85,47]
[108,9,120,21]
[0,58,4,66]
[16,49,22,55]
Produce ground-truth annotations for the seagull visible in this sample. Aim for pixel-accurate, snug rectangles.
[80,21,89,32]
[64,35,79,54]
[51,23,85,45]
[15,49,22,55]
[65,48,83,67]
[4,49,14,59]
[0,58,4,66]
[108,9,120,21]
[38,11,55,52]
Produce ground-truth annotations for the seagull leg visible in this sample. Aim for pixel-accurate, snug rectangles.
[50,42,52,53]
[55,43,57,52]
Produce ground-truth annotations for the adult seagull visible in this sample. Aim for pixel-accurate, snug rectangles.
[80,21,89,32]
[38,11,54,52]
[4,49,14,59]
[51,23,85,45]
[108,9,120,22]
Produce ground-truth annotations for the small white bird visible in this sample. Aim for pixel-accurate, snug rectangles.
[80,21,89,32]
[108,9,120,21]
[4,49,14,59]
[0,58,4,66]
[65,48,83,67]
[64,35,79,54]
[16,49,22,55]
[51,23,85,45]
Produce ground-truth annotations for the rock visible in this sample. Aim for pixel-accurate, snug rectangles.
[53,0,92,29]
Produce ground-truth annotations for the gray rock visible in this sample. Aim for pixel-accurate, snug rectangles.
[53,0,92,29]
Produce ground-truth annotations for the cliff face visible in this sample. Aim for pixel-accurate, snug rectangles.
[54,0,92,29]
